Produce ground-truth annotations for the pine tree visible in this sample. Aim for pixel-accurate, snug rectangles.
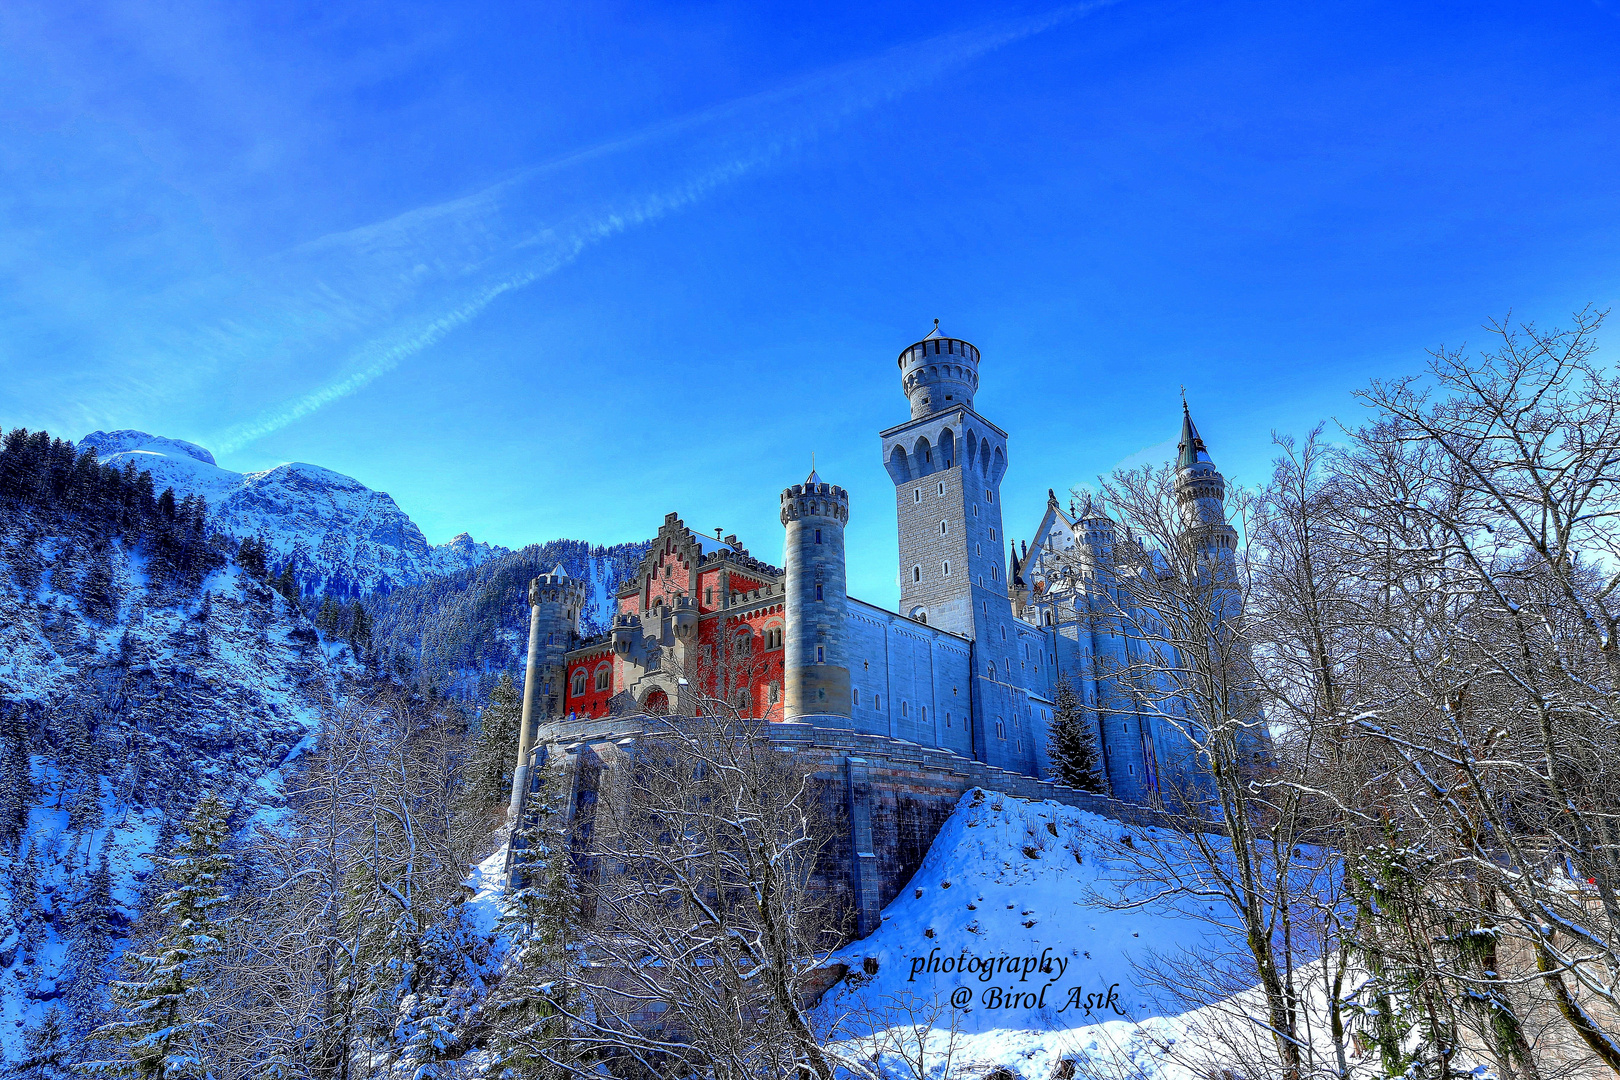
[489,763,579,1077]
[80,545,118,622]
[1047,678,1104,793]
[346,600,371,654]
[463,675,522,817]
[83,794,233,1079]
[273,563,299,604]
[0,716,34,850]
[15,1005,71,1079]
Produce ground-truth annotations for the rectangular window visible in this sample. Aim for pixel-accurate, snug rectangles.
[816,645,825,663]
[815,583,824,601]
[853,688,860,705]
[705,587,712,605]
[815,528,822,544]
[940,521,947,535]
[990,528,997,541]
[986,489,994,503]
[943,560,950,575]
[945,711,951,728]
[922,706,928,722]
[914,488,922,503]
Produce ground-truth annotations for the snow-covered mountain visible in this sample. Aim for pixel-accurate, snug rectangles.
[0,518,358,1037]
[80,431,507,596]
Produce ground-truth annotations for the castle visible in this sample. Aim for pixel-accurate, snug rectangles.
[506,324,1239,832]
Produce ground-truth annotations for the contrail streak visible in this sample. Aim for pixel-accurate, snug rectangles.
[213,2,1114,452]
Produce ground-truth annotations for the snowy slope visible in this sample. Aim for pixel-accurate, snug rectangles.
[0,522,358,1036]
[80,430,507,595]
[814,790,1256,1080]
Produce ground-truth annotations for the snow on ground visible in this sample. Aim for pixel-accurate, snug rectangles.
[814,789,1254,1080]
[463,842,513,937]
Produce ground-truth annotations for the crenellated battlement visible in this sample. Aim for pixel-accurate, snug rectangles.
[780,481,850,525]
[899,329,981,420]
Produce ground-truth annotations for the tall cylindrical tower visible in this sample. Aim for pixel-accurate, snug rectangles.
[508,565,588,820]
[780,472,851,719]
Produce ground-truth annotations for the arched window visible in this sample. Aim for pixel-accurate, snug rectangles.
[937,481,945,495]
[768,682,781,704]
[942,560,951,575]
[571,670,587,697]
[644,688,669,715]
[987,662,996,680]
[594,663,611,691]
[734,628,753,655]
[995,718,1006,740]
[913,566,921,583]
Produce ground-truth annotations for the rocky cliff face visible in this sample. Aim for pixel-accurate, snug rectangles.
[80,431,507,596]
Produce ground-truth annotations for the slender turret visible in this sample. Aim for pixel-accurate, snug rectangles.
[508,565,587,819]
[780,471,852,718]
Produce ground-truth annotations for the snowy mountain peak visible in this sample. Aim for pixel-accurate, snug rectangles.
[75,430,507,596]
[81,429,217,467]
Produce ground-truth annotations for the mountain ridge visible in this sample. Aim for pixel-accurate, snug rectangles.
[80,430,507,596]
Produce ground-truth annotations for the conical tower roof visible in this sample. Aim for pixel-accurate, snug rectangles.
[549,563,569,579]
[1177,402,1213,469]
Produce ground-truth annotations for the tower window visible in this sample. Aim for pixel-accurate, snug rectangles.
[922,706,928,722]
[946,712,951,728]
[990,528,997,541]
[875,694,882,710]
[914,488,922,503]
[816,645,825,663]
[594,666,610,691]
[937,481,945,495]
[940,521,948,535]
[986,490,994,503]
[913,566,921,583]
[853,688,860,705]
[705,587,713,605]
[996,719,1006,740]
[991,565,999,580]
[973,505,979,517]
[1001,625,1007,642]
[942,560,950,575]
[815,528,822,544]
[901,701,908,717]
[815,583,824,601]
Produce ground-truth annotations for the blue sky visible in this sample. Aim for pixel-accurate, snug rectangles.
[3,0,1618,605]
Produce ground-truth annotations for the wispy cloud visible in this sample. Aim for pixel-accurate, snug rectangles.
[210,2,1114,453]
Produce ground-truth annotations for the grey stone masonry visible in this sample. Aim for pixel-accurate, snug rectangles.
[780,475,852,719]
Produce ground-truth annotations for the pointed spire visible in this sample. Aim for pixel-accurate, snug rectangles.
[550,563,569,579]
[806,451,819,487]
[923,318,943,340]
[1178,398,1213,469]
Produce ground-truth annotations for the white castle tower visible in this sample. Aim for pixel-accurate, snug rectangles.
[508,564,587,819]
[879,322,1034,772]
[780,471,852,718]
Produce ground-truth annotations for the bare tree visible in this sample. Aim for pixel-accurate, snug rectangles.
[1334,308,1620,1074]
[506,662,843,1079]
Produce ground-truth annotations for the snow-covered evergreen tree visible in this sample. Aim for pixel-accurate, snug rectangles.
[15,1005,72,1079]
[1046,678,1104,793]
[81,793,233,1079]
[463,675,522,819]
[487,761,579,1077]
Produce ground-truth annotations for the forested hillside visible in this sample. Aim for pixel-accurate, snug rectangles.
[365,539,648,701]
[0,428,372,1050]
